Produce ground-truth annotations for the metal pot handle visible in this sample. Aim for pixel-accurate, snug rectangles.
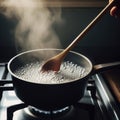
[93,61,120,74]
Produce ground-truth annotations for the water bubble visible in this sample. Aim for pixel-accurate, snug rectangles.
[14,61,87,84]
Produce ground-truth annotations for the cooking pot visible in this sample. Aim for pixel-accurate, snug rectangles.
[8,49,120,111]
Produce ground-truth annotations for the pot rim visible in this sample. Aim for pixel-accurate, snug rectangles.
[7,48,93,85]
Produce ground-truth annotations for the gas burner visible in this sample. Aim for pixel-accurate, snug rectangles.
[11,103,93,120]
[28,106,71,117]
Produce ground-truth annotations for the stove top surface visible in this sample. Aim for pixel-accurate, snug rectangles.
[0,63,120,120]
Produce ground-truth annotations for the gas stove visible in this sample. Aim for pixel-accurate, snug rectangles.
[0,63,120,120]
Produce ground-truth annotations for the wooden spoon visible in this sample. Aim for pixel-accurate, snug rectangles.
[41,0,115,72]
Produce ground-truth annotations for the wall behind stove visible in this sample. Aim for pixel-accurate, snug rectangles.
[0,7,120,63]
[55,7,120,64]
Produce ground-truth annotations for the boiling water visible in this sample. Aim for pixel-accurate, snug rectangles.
[14,61,87,84]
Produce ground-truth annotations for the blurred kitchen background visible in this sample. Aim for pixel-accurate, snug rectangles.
[0,0,120,64]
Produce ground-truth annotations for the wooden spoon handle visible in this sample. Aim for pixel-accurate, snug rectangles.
[62,0,115,56]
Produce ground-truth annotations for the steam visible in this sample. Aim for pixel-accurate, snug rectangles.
[1,0,63,52]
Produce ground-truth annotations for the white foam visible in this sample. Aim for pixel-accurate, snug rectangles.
[14,61,87,84]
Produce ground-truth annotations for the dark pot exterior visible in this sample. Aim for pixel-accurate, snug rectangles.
[7,49,94,111]
[12,74,88,110]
